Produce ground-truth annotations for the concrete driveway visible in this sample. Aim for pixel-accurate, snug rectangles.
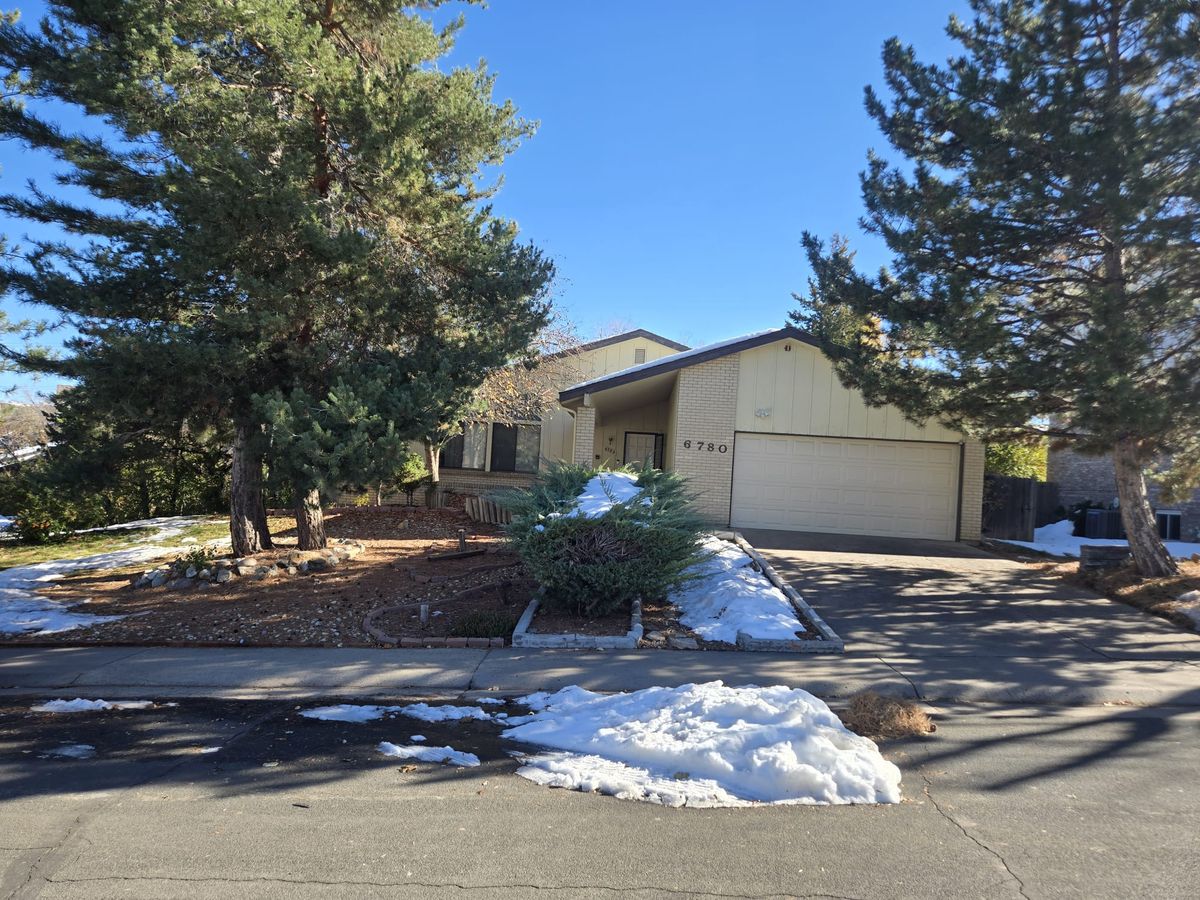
[742,529,1200,706]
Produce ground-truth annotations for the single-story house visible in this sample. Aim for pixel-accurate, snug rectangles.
[440,326,984,543]
[1048,448,1199,542]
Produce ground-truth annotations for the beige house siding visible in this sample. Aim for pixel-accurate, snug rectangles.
[667,355,740,524]
[735,341,961,443]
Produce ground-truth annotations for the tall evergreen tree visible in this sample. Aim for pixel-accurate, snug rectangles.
[0,2,552,554]
[795,0,1199,576]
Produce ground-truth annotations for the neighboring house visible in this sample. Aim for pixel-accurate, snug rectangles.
[434,329,688,497]
[1048,448,1199,542]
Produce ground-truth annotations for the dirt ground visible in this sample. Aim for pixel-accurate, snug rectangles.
[8,507,518,648]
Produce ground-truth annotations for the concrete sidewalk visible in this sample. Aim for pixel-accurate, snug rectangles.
[4,644,1200,706]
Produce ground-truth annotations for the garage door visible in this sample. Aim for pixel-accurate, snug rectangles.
[731,433,960,540]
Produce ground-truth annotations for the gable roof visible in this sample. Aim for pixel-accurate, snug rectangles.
[558,329,690,358]
[559,325,820,402]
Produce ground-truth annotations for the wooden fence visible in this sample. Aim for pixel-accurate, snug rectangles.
[982,476,1060,541]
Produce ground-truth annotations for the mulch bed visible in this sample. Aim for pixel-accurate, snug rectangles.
[528,602,632,637]
[5,507,514,648]
[365,573,533,646]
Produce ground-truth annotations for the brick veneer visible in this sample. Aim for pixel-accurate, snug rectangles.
[668,356,740,524]
[1048,448,1200,541]
[959,440,985,541]
[572,406,597,466]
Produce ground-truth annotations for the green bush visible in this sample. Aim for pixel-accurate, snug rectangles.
[498,464,704,618]
[985,441,1048,480]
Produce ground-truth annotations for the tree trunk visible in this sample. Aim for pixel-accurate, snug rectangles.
[423,439,440,486]
[374,482,383,506]
[1112,438,1178,577]
[294,485,327,550]
[230,423,272,557]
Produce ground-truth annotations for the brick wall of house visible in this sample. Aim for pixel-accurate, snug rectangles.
[1048,448,1200,541]
[959,440,985,541]
[668,355,740,524]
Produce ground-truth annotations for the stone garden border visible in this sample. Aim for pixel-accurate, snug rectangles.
[714,530,845,653]
[511,596,644,650]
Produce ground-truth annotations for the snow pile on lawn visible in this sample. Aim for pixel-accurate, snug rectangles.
[669,537,805,643]
[0,516,228,635]
[377,741,480,767]
[32,698,154,713]
[503,681,901,807]
[552,471,650,519]
[1000,519,1200,560]
[300,702,496,723]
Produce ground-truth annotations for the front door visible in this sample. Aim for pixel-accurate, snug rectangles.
[624,432,664,470]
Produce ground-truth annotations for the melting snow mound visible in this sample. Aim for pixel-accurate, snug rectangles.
[377,741,480,767]
[503,681,901,807]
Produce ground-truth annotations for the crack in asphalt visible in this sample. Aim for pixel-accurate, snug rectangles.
[464,648,493,693]
[879,659,924,700]
[41,874,862,899]
[921,773,1030,900]
[3,700,293,899]
[63,647,152,688]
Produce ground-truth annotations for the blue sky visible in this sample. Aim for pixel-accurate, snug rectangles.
[0,0,969,396]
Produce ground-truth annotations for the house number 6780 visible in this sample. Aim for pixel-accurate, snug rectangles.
[683,440,728,453]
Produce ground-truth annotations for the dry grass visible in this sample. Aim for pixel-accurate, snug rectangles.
[841,691,936,740]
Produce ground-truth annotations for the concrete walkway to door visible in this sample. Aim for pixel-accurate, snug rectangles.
[743,529,1200,707]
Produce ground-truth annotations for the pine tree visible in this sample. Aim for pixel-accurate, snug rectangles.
[795,0,1200,576]
[0,2,552,554]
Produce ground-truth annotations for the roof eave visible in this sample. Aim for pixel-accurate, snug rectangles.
[558,325,820,404]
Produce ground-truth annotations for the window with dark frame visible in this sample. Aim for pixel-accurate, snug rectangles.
[439,422,486,470]
[1156,510,1182,542]
[490,423,541,473]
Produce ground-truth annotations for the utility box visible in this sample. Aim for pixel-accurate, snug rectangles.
[1084,509,1124,540]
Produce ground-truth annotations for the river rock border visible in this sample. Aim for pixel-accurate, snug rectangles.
[133,539,367,590]
[510,597,643,650]
[715,530,845,653]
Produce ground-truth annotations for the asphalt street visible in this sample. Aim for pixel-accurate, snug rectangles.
[2,695,1197,899]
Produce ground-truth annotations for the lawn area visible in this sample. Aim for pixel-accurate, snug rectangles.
[0,518,231,571]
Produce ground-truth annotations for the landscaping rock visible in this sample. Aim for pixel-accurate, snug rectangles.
[167,578,196,590]
[150,573,169,588]
[1178,589,1200,604]
[185,566,198,579]
[644,630,666,642]
[667,635,700,650]
[198,568,212,580]
[234,565,257,577]
[214,569,233,584]
[305,557,332,572]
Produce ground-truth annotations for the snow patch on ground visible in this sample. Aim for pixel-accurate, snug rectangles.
[300,704,395,723]
[32,698,154,713]
[409,734,427,742]
[1001,519,1200,560]
[0,516,228,635]
[504,682,900,807]
[397,703,494,723]
[670,537,806,643]
[377,741,480,767]
[47,743,96,759]
[299,703,495,724]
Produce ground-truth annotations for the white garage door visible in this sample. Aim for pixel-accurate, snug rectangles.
[731,433,960,540]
